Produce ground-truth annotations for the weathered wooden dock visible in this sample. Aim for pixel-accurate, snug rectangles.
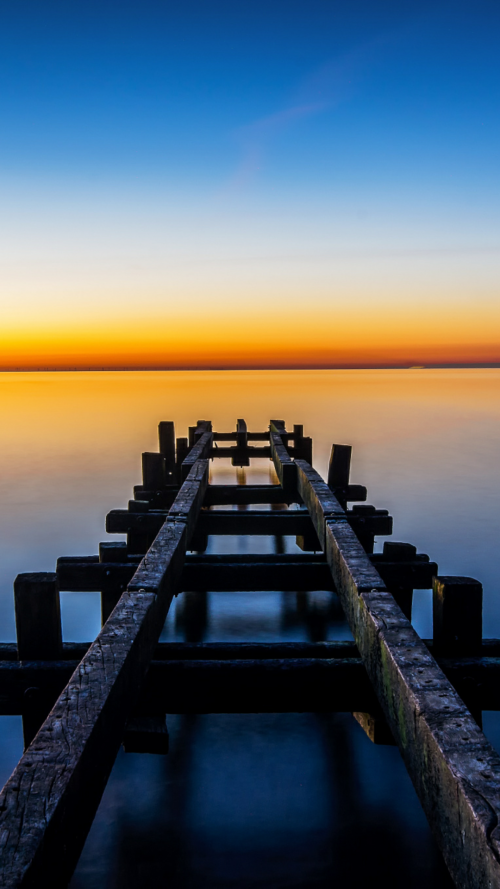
[0,418,499,888]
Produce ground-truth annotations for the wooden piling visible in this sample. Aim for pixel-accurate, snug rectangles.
[433,576,483,656]
[142,452,165,490]
[327,443,352,488]
[14,573,62,661]
[176,437,189,484]
[236,419,248,448]
[158,421,176,484]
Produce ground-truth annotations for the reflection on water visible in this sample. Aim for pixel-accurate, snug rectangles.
[0,369,499,886]
[70,714,452,889]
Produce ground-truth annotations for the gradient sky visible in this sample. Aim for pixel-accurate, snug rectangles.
[1,0,499,368]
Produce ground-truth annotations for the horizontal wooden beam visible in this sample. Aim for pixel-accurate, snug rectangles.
[130,482,367,508]
[196,508,391,539]
[57,551,434,594]
[106,507,392,539]
[3,655,500,717]
[294,457,500,888]
[4,638,500,664]
[206,485,296,505]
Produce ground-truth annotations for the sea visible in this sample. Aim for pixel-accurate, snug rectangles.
[0,368,499,888]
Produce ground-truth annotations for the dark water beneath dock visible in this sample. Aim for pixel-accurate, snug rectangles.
[0,369,499,887]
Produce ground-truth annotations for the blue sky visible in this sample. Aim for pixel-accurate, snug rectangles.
[1,0,499,367]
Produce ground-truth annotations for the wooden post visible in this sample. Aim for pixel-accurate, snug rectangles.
[236,419,248,449]
[433,576,482,656]
[158,422,176,485]
[14,573,62,661]
[99,542,128,562]
[126,501,152,556]
[351,504,377,553]
[327,443,351,488]
[142,452,165,490]
[382,541,416,620]
[327,444,352,509]
[299,436,313,465]
[99,543,127,624]
[176,437,189,485]
[14,573,64,750]
[293,424,303,443]
[232,421,249,466]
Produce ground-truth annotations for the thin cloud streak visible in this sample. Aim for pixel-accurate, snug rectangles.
[225,33,395,191]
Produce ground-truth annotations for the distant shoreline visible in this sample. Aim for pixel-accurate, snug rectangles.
[1,364,499,373]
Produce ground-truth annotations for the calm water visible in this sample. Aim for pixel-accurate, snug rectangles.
[0,369,499,887]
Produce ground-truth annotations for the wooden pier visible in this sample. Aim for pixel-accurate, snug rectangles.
[0,419,499,887]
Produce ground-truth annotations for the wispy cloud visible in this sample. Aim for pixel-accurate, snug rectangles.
[226,36,391,190]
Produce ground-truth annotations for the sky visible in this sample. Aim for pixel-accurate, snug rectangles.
[1,0,499,369]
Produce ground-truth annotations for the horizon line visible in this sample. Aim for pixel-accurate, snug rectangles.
[1,363,500,373]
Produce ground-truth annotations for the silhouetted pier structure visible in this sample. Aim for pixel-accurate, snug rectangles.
[0,419,499,888]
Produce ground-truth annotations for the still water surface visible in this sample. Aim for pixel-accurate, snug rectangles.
[0,369,499,887]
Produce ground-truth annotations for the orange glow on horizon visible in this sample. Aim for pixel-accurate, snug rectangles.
[2,299,500,369]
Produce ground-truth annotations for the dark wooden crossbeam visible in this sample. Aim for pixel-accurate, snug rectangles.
[56,552,434,594]
[105,506,391,538]
[5,638,500,664]
[3,654,500,716]
[131,483,368,507]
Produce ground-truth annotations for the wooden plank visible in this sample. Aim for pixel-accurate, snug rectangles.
[2,638,500,665]
[295,460,345,550]
[131,482,365,507]
[57,555,333,592]
[105,506,392,538]
[181,559,332,592]
[1,655,500,716]
[205,485,296,506]
[0,658,376,715]
[269,421,297,497]
[57,552,432,594]
[213,431,270,442]
[181,428,213,481]
[294,457,500,888]
[0,459,209,888]
[212,446,270,459]
[0,640,360,664]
